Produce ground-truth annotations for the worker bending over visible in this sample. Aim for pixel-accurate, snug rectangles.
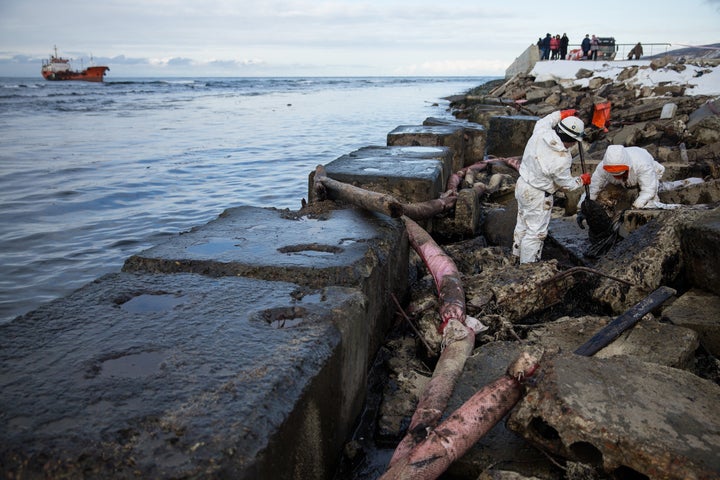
[513,110,591,264]
[579,145,698,212]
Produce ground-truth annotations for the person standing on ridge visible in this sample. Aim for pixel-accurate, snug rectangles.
[550,34,560,60]
[560,33,570,60]
[581,34,591,59]
[627,42,644,60]
[590,35,600,60]
[512,110,591,264]
[542,33,552,60]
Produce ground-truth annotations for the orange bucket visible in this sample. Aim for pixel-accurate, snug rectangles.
[592,102,611,131]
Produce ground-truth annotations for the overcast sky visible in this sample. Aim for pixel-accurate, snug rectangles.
[1,0,719,78]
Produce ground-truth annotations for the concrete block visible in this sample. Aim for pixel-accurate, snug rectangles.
[319,150,446,205]
[505,44,540,78]
[662,288,720,357]
[386,125,465,172]
[592,209,705,314]
[508,353,720,479]
[0,273,368,479]
[570,158,600,177]
[123,206,408,358]
[344,145,454,184]
[486,115,538,158]
[423,117,487,164]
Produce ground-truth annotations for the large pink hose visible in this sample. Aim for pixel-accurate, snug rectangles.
[388,319,475,466]
[402,216,465,331]
[380,351,540,480]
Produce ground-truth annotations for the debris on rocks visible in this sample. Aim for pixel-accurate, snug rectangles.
[336,56,720,480]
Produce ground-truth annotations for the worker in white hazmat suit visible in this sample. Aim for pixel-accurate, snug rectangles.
[513,110,591,264]
[576,145,704,222]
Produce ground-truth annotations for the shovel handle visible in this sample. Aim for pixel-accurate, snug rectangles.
[578,141,590,198]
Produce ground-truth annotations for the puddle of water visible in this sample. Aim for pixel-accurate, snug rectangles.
[121,294,187,313]
[284,250,336,257]
[263,306,308,329]
[100,351,165,378]
[399,146,444,154]
[187,239,242,255]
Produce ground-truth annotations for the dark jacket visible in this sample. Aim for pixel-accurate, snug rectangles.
[581,36,591,53]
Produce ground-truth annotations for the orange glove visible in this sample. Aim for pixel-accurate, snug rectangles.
[561,109,578,119]
[580,173,591,185]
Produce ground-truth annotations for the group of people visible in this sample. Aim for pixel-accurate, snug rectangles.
[537,33,570,60]
[539,34,644,61]
[512,111,681,264]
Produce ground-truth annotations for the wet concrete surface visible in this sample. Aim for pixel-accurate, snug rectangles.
[0,272,365,479]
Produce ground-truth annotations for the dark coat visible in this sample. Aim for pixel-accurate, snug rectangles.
[581,37,591,53]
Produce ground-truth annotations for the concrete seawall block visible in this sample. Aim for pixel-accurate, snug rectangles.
[486,115,538,158]
[0,272,369,479]
[387,125,465,172]
[343,145,455,186]
[320,152,445,204]
[423,117,487,164]
[123,206,408,360]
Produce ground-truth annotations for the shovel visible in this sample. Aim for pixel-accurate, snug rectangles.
[578,140,590,198]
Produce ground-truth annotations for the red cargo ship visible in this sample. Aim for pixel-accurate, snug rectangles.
[41,46,109,82]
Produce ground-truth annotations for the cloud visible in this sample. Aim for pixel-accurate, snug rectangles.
[1,0,719,77]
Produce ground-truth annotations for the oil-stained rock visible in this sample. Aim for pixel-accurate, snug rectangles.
[507,352,720,479]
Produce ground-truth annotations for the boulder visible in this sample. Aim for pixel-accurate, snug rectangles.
[592,209,704,313]
[526,315,699,369]
[508,353,720,479]
[662,288,720,356]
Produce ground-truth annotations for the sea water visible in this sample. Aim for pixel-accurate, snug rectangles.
[0,76,494,324]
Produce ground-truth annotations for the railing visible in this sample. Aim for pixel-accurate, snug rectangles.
[567,42,673,60]
[612,43,672,59]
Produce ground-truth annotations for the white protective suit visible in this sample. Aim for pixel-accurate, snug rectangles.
[585,145,669,209]
[513,111,585,263]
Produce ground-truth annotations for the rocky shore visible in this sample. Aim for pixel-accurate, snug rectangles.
[336,57,720,479]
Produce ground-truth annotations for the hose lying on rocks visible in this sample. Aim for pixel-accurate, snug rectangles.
[314,166,538,479]
[387,216,487,473]
[379,350,542,480]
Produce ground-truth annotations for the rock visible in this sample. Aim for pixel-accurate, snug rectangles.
[678,207,720,296]
[689,114,720,145]
[662,288,720,357]
[526,315,699,370]
[507,352,720,479]
[592,209,704,313]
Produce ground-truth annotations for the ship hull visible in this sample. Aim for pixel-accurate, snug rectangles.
[42,66,109,82]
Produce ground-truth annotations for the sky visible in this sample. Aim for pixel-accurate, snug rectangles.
[1,0,719,78]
